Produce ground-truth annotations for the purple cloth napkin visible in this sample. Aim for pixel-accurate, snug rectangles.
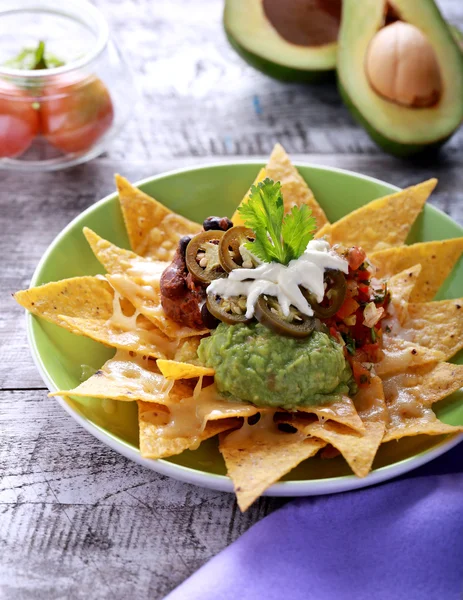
[166,443,463,600]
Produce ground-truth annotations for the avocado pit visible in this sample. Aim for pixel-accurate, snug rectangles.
[365,21,442,108]
[262,0,341,47]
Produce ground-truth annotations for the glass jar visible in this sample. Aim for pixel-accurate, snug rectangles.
[0,0,137,170]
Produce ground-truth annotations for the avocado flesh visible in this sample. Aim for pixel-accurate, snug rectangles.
[338,0,463,153]
[224,0,337,81]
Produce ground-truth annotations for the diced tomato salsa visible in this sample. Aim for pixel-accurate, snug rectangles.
[324,246,390,387]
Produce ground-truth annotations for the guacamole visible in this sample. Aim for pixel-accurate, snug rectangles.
[198,322,356,408]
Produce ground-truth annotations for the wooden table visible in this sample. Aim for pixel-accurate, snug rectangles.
[1,1,462,597]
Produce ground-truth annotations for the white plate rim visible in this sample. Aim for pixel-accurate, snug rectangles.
[26,159,463,497]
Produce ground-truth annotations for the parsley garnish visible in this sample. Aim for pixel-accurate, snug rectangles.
[371,328,377,343]
[238,178,316,265]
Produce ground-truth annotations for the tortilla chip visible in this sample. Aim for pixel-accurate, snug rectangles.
[382,362,463,409]
[53,357,262,445]
[84,230,196,337]
[265,144,329,231]
[387,264,422,322]
[138,400,238,459]
[232,167,267,225]
[383,407,463,442]
[297,377,387,477]
[232,144,329,231]
[116,175,201,261]
[171,336,203,362]
[303,420,385,477]
[320,179,436,253]
[107,273,208,340]
[51,352,174,403]
[84,227,168,286]
[376,336,445,377]
[220,428,325,511]
[139,380,266,461]
[157,359,215,380]
[314,222,331,239]
[83,227,143,273]
[83,229,207,339]
[295,395,365,433]
[14,276,115,330]
[15,274,185,358]
[353,375,388,421]
[169,382,263,423]
[60,314,177,359]
[400,299,463,360]
[370,238,463,302]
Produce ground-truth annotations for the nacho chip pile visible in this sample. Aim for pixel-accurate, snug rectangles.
[15,144,463,511]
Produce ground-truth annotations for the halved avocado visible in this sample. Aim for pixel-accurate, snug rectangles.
[338,0,463,156]
[224,0,341,82]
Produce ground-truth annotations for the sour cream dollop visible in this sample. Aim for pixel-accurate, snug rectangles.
[207,239,348,319]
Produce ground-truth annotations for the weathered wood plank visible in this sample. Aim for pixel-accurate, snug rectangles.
[0,391,283,598]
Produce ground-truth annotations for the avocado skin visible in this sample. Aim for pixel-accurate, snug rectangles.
[450,25,463,48]
[225,25,335,83]
[338,80,456,158]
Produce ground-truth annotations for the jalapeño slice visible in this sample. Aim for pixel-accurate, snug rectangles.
[206,294,252,325]
[302,269,347,319]
[255,296,316,338]
[219,226,256,273]
[185,230,226,284]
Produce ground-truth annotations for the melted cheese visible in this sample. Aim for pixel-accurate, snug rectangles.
[100,279,181,358]
[110,273,159,305]
[226,411,305,446]
[354,376,387,423]
[377,336,418,374]
[382,372,426,426]
[108,272,209,341]
[127,260,167,288]
[110,290,141,330]
[104,350,174,398]
[159,383,257,443]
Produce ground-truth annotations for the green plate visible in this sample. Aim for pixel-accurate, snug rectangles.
[27,162,463,496]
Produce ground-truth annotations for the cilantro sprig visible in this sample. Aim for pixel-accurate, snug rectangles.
[237,178,316,265]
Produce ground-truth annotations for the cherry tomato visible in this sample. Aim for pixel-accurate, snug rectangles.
[0,81,39,158]
[40,75,114,154]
